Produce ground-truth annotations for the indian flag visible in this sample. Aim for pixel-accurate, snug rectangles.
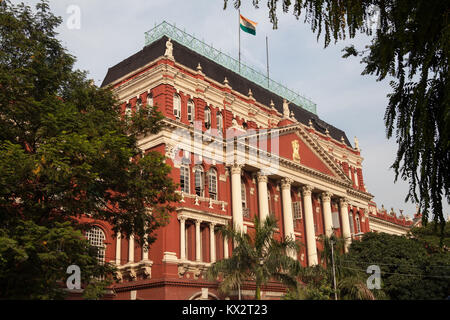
[240,14,257,35]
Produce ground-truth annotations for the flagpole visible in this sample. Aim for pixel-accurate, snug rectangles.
[266,35,269,87]
[238,9,241,73]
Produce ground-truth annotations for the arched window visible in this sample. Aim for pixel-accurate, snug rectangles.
[204,107,211,129]
[194,165,204,197]
[180,164,190,194]
[216,111,223,134]
[86,226,106,264]
[173,93,181,120]
[187,100,195,124]
[208,168,218,200]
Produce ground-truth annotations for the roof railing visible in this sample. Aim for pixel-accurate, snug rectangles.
[144,21,317,115]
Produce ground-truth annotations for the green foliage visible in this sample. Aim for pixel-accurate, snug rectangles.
[410,221,450,249]
[225,0,450,228]
[0,220,116,299]
[345,232,450,300]
[0,0,179,298]
[283,265,334,300]
[208,216,301,299]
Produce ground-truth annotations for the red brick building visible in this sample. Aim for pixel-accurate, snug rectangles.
[82,22,419,300]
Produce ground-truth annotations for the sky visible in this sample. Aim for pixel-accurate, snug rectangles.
[10,0,449,220]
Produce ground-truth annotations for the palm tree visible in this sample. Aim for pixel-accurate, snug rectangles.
[208,215,301,300]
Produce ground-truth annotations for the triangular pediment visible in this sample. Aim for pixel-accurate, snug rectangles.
[279,125,350,181]
[247,124,351,183]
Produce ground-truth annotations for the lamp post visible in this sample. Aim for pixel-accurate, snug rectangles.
[330,237,338,300]
[330,231,364,300]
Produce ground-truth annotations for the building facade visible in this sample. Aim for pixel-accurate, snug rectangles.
[85,22,419,300]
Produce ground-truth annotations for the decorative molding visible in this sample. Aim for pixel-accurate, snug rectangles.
[321,191,333,202]
[281,177,293,190]
[302,185,313,197]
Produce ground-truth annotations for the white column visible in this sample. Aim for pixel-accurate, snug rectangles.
[195,220,201,262]
[210,223,216,263]
[179,217,186,261]
[128,234,134,263]
[142,245,149,261]
[281,178,296,259]
[223,235,229,259]
[340,198,352,252]
[302,185,318,266]
[257,172,270,222]
[230,164,244,232]
[115,232,122,265]
[321,192,333,237]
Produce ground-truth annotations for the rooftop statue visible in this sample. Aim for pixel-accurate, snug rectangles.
[283,99,290,118]
[164,38,173,58]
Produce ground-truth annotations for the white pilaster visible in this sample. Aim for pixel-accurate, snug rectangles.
[128,234,134,263]
[115,232,121,265]
[302,185,318,266]
[257,172,270,222]
[210,223,216,263]
[281,178,296,259]
[230,164,244,232]
[223,236,229,259]
[321,192,333,237]
[179,217,186,261]
[340,198,352,252]
[195,220,201,262]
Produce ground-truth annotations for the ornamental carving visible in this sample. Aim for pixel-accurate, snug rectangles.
[292,140,301,163]
[256,172,268,183]
[321,191,333,202]
[281,177,293,190]
[230,163,243,175]
[302,185,313,196]
[339,198,349,207]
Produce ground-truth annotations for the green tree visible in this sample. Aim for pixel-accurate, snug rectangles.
[285,235,380,300]
[345,232,450,299]
[208,216,301,300]
[410,221,450,249]
[0,0,179,299]
[224,0,450,228]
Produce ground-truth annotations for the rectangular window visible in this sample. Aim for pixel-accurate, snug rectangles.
[349,212,355,234]
[180,166,190,194]
[195,170,204,197]
[208,173,217,200]
[354,170,359,187]
[292,201,302,220]
[332,211,340,229]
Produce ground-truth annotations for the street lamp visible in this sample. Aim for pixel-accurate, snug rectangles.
[330,231,365,300]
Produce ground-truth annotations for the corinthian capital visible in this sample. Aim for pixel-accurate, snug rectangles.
[230,163,243,175]
[321,191,333,202]
[339,197,349,207]
[281,177,293,190]
[301,185,313,197]
[256,171,268,183]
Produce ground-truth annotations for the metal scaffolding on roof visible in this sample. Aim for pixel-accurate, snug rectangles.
[144,21,317,115]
